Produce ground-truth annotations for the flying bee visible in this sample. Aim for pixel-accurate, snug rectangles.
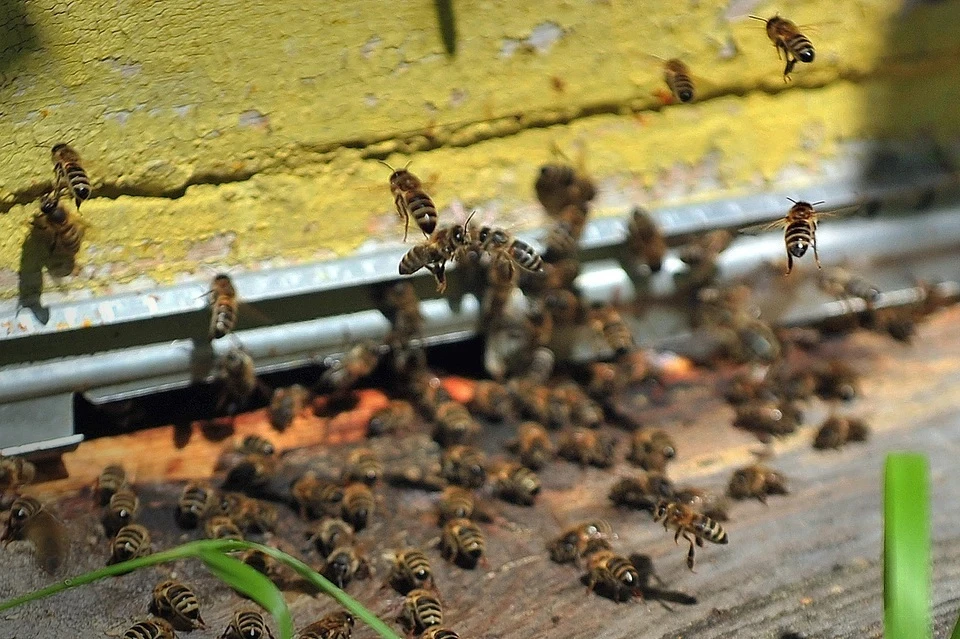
[751,15,815,79]
[382,162,438,241]
[399,218,474,293]
[104,485,140,536]
[268,384,309,431]
[440,445,487,488]
[625,206,667,273]
[0,455,36,494]
[397,588,444,635]
[207,273,238,339]
[433,400,481,447]
[92,464,126,506]
[436,486,476,525]
[813,359,859,401]
[490,460,541,505]
[766,199,823,274]
[814,415,871,450]
[585,548,642,601]
[150,579,205,631]
[109,524,152,564]
[318,340,383,394]
[422,628,460,639]
[542,210,587,262]
[535,163,596,217]
[368,399,416,437]
[387,547,434,594]
[237,434,276,457]
[468,380,513,422]
[608,473,675,511]
[0,496,69,573]
[652,499,728,570]
[733,400,801,442]
[663,57,696,103]
[175,482,214,529]
[222,610,276,639]
[32,192,85,256]
[818,267,881,305]
[475,225,545,274]
[51,143,91,207]
[439,517,486,568]
[341,482,376,531]
[378,280,425,348]
[627,428,677,472]
[204,515,244,540]
[728,464,789,503]
[309,517,355,556]
[299,612,355,639]
[121,619,176,639]
[216,346,266,415]
[343,448,383,485]
[589,304,636,356]
[506,421,555,470]
[322,545,371,588]
[547,519,614,564]
[292,472,345,519]
[557,428,617,468]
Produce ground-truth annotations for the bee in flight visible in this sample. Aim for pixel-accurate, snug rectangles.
[652,499,728,570]
[663,58,695,103]
[399,215,474,293]
[744,198,836,274]
[51,143,92,208]
[208,273,238,340]
[751,15,815,80]
[382,161,439,241]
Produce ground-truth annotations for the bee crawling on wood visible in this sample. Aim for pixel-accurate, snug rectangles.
[221,610,275,639]
[175,481,214,529]
[109,523,152,565]
[813,415,870,450]
[608,473,675,511]
[506,421,555,470]
[727,464,789,503]
[299,611,355,639]
[627,428,677,472]
[342,447,383,486]
[439,517,486,569]
[584,545,643,602]
[387,547,435,594]
[92,464,126,506]
[652,499,728,571]
[489,460,541,505]
[121,618,176,639]
[309,517,355,556]
[1,495,69,574]
[547,519,615,564]
[321,544,371,588]
[150,579,205,630]
[397,588,444,635]
[440,444,487,488]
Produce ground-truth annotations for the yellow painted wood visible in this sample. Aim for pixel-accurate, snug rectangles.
[0,0,958,299]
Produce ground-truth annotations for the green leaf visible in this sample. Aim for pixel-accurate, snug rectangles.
[884,453,931,639]
[199,547,294,639]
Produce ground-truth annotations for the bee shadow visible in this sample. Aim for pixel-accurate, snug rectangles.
[17,229,49,324]
[628,553,698,607]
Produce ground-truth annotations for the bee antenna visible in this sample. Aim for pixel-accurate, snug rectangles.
[402,160,412,171]
[748,14,768,22]
[785,197,798,204]
[811,200,826,206]
[377,160,396,172]
[464,209,477,226]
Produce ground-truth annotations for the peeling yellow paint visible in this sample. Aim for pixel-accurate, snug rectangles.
[0,0,959,300]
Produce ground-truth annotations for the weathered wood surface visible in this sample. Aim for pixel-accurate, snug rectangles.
[1,306,959,639]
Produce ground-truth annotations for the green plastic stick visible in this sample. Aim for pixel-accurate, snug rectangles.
[884,453,931,639]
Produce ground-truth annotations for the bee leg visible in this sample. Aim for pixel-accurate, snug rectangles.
[673,527,682,545]
[683,532,697,571]
[813,236,821,269]
[785,252,794,275]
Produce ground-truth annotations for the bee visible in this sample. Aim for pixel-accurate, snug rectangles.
[557,428,617,468]
[625,206,666,273]
[397,588,444,635]
[204,515,244,540]
[589,304,636,356]
[814,415,870,450]
[387,547,434,594]
[341,482,375,531]
[818,267,880,305]
[813,359,859,401]
[216,346,263,415]
[475,225,545,274]
[150,579,205,630]
[222,454,279,494]
[554,382,604,430]
[422,628,460,639]
[121,619,176,639]
[0,455,36,494]
[299,612,355,639]
[770,199,823,274]
[92,464,126,506]
[240,549,273,575]
[104,485,140,536]
[728,464,789,503]
[436,486,476,525]
[237,434,276,457]
[175,482,214,529]
[751,15,815,79]
[433,401,481,447]
[221,610,275,639]
[383,162,438,241]
[309,518,355,556]
[627,428,677,472]
[216,492,278,533]
[399,219,474,293]
[0,496,69,573]
[440,517,485,568]
[674,486,730,522]
[542,209,587,262]
[32,192,85,256]
[547,519,614,564]
[652,499,728,570]
[440,445,487,488]
[468,380,513,422]
[368,399,416,437]
[585,548,642,601]
[51,143,92,207]
[318,341,383,394]
[208,273,238,339]
[662,57,696,102]
[490,460,541,505]
[407,369,454,420]
[534,163,596,217]
[343,448,383,485]
[608,473,675,511]
[321,545,371,588]
[506,421,555,470]
[268,384,309,431]
[733,400,800,442]
[109,523,152,564]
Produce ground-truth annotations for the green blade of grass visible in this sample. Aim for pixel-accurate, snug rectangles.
[198,547,293,639]
[953,612,960,639]
[884,453,931,639]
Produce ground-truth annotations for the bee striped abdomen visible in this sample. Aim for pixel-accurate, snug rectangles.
[664,58,695,103]
[696,517,729,544]
[405,192,438,237]
[786,33,815,62]
[785,219,814,257]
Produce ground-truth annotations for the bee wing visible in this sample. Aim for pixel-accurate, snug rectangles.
[816,201,869,220]
[237,301,274,328]
[738,218,788,236]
